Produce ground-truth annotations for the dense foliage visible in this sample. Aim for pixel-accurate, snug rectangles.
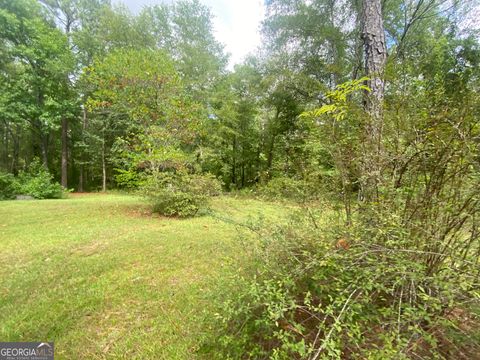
[1,0,479,358]
[0,159,63,199]
[16,159,64,199]
[0,171,17,200]
[210,74,480,358]
[142,171,222,217]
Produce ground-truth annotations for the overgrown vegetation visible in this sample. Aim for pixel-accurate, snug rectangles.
[0,171,17,200]
[0,160,64,199]
[1,0,479,358]
[207,24,480,360]
[212,203,480,358]
[16,159,65,199]
[142,171,222,217]
[256,176,318,202]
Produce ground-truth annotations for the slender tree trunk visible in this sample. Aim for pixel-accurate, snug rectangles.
[102,159,106,192]
[102,135,106,192]
[361,0,387,202]
[241,144,246,188]
[231,136,236,187]
[326,1,337,88]
[78,107,88,192]
[78,165,84,192]
[41,133,49,169]
[352,0,364,81]
[12,125,20,175]
[266,133,276,176]
[256,145,261,183]
[2,121,8,170]
[36,92,49,169]
[61,116,68,188]
[241,162,245,188]
[266,109,279,178]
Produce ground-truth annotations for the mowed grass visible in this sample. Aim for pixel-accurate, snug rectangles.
[0,193,290,359]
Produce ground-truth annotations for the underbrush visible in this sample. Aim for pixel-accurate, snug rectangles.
[257,177,315,201]
[0,171,17,199]
[0,160,65,200]
[141,171,222,217]
[205,203,480,359]
[256,174,334,203]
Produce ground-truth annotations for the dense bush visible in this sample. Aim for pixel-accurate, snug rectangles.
[17,160,64,199]
[0,171,18,200]
[209,205,480,359]
[258,176,319,201]
[141,171,222,217]
[191,172,223,197]
[114,168,145,189]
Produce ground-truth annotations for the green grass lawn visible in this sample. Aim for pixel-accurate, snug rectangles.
[0,193,289,359]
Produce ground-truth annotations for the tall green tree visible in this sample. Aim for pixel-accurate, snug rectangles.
[39,0,110,188]
[204,61,263,189]
[138,0,227,102]
[0,0,74,173]
[85,49,203,190]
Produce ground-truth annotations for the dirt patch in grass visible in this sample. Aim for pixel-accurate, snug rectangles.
[70,242,108,257]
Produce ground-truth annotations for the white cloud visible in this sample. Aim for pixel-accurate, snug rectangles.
[202,0,265,67]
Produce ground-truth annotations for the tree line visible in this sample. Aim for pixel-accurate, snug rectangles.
[0,0,478,196]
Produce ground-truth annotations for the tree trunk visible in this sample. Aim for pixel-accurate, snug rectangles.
[2,121,9,170]
[102,135,107,192]
[41,133,49,169]
[78,107,88,192]
[241,162,245,188]
[361,0,387,201]
[231,136,237,187]
[61,117,68,188]
[266,133,276,177]
[12,125,20,175]
[266,109,279,179]
[352,0,364,81]
[78,164,84,192]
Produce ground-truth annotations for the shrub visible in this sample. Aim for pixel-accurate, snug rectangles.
[141,171,222,217]
[208,204,480,359]
[189,172,223,197]
[17,160,64,199]
[258,176,315,201]
[114,168,145,189]
[0,171,18,200]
